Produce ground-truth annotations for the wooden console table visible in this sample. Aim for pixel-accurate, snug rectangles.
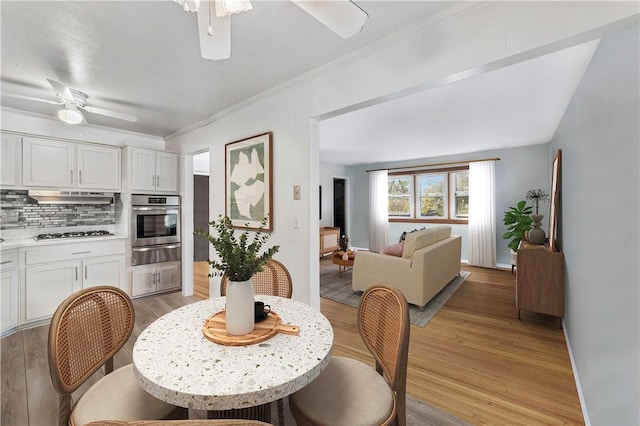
[516,241,564,319]
[320,227,339,257]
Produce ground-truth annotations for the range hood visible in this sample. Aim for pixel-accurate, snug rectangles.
[28,190,115,205]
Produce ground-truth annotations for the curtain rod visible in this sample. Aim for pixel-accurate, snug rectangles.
[366,157,500,173]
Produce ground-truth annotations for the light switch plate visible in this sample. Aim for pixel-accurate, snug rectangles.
[293,185,301,200]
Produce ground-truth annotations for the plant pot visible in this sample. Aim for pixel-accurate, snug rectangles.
[528,214,546,245]
[225,279,255,335]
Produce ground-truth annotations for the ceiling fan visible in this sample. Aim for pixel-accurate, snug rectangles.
[3,79,138,125]
[175,0,369,60]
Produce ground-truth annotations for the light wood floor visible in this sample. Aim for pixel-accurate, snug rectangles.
[2,262,583,425]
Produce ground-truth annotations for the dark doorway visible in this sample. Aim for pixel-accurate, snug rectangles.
[333,178,346,237]
[194,174,209,261]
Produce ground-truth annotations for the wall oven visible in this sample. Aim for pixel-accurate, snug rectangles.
[131,194,181,266]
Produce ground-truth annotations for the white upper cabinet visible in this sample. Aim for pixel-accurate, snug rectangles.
[128,147,179,193]
[76,144,120,190]
[1,133,21,187]
[22,137,120,191]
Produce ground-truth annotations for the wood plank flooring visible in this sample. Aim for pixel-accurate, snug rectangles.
[1,262,583,425]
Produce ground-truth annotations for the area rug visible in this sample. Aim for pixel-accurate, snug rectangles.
[319,258,470,327]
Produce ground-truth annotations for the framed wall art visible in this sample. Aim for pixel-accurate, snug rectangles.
[225,132,273,231]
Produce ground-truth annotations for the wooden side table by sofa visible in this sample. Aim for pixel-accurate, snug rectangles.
[332,251,355,273]
[516,241,564,320]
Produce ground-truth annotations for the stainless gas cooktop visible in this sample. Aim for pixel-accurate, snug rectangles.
[33,230,113,241]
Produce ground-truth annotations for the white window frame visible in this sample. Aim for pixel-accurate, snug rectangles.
[388,175,414,218]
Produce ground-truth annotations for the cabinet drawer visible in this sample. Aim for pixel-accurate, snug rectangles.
[1,251,18,271]
[24,240,125,265]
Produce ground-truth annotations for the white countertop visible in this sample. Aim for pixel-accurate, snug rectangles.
[0,233,128,250]
[133,295,334,411]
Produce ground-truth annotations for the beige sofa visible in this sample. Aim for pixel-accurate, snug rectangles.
[352,226,462,310]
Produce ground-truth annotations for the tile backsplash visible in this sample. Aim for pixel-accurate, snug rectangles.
[1,190,117,230]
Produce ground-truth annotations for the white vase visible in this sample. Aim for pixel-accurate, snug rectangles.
[225,279,255,335]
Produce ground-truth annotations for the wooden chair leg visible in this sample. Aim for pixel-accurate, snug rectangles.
[277,397,285,425]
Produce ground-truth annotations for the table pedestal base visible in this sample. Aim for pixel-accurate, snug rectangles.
[207,402,271,422]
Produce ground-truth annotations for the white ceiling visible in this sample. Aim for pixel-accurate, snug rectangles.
[319,39,599,165]
[0,0,455,137]
[1,1,601,167]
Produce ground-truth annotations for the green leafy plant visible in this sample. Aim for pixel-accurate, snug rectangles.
[338,234,350,251]
[194,215,280,281]
[502,200,533,252]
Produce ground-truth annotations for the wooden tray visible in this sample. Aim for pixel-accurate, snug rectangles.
[202,310,299,346]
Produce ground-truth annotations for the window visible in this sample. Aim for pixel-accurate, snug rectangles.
[388,168,469,223]
[388,176,413,217]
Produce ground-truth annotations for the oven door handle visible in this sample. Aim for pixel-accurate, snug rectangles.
[159,243,181,249]
[132,246,157,252]
[132,207,176,212]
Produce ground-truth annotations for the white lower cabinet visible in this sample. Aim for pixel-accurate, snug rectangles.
[131,262,180,297]
[1,250,19,335]
[20,239,125,324]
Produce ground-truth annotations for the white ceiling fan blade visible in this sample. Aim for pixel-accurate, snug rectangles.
[46,78,75,102]
[196,1,231,60]
[291,0,368,39]
[2,93,63,105]
[81,105,138,122]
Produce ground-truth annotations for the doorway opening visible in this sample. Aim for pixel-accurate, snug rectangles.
[193,151,210,299]
[333,178,346,237]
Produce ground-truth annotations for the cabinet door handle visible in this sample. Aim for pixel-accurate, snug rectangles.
[0,260,11,265]
[84,265,88,280]
[79,170,82,184]
[72,251,91,255]
[70,169,74,184]
[156,175,160,187]
[152,175,156,187]
[75,267,78,281]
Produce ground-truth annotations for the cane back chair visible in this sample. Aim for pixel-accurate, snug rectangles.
[220,259,293,298]
[48,286,183,426]
[289,285,410,426]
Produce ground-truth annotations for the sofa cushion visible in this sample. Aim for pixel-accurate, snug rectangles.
[381,242,404,257]
[401,226,452,258]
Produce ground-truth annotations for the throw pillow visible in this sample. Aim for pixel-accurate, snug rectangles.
[398,227,426,243]
[380,242,403,257]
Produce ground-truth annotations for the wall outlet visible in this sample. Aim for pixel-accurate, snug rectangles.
[293,216,301,229]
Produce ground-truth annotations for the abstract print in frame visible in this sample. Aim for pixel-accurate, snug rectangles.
[225,132,273,231]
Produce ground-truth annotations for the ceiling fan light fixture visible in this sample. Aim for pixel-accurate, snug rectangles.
[215,0,252,17]
[175,0,200,12]
[291,0,368,39]
[57,105,84,125]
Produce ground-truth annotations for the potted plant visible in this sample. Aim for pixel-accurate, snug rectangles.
[502,200,533,267]
[525,189,549,244]
[195,215,279,335]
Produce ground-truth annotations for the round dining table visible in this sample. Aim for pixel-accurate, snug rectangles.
[132,295,333,417]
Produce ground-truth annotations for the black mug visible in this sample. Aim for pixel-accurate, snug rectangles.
[254,301,271,321]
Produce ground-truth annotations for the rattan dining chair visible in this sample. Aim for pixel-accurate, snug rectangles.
[220,258,292,425]
[85,421,273,426]
[48,286,185,426]
[219,259,293,299]
[289,285,410,426]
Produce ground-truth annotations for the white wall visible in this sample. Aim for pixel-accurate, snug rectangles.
[551,25,639,426]
[167,3,638,312]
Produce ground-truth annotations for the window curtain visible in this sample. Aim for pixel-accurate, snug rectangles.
[468,160,496,267]
[369,170,388,252]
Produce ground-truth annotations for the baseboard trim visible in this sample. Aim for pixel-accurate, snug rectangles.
[563,318,591,425]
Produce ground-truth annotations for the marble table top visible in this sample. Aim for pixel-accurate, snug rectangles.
[132,295,334,411]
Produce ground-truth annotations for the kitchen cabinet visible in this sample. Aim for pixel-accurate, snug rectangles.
[1,250,19,335]
[22,137,120,191]
[20,239,125,324]
[131,262,181,297]
[127,147,179,193]
[1,133,21,187]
